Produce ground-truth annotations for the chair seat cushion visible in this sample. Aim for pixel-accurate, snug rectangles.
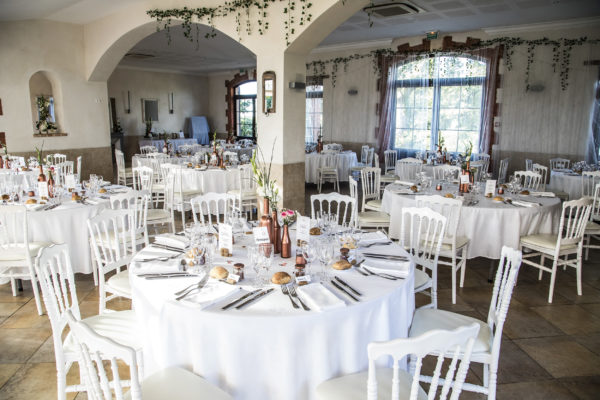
[409,308,491,354]
[151,184,165,191]
[176,190,203,199]
[147,209,171,221]
[315,367,426,400]
[358,211,390,224]
[227,189,257,200]
[107,270,131,297]
[127,367,232,400]
[0,241,52,261]
[365,199,382,210]
[380,175,397,182]
[520,234,577,252]
[586,221,600,234]
[440,236,470,252]
[414,268,430,290]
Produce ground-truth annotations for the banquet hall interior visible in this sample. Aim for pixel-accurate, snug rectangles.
[1,0,600,399]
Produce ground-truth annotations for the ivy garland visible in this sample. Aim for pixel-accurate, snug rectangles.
[306,36,600,90]
[147,0,313,46]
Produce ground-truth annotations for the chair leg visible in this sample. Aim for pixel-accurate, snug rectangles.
[538,255,545,280]
[30,274,44,316]
[459,247,467,287]
[488,364,498,400]
[10,277,16,296]
[584,235,590,260]
[91,247,98,286]
[451,263,457,305]
[548,258,558,303]
[57,370,67,400]
[576,249,583,296]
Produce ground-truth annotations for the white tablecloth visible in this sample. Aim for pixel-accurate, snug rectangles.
[162,164,240,193]
[130,235,415,400]
[548,171,581,200]
[0,169,45,189]
[139,138,198,152]
[305,152,358,184]
[381,184,562,259]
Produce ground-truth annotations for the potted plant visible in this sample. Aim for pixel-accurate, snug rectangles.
[144,119,153,138]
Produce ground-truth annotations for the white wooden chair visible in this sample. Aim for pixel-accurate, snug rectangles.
[132,166,153,193]
[310,192,356,226]
[87,209,136,314]
[76,156,82,182]
[149,158,166,207]
[409,246,522,400]
[532,163,549,191]
[396,158,423,181]
[34,244,142,400]
[525,159,533,171]
[115,149,133,186]
[433,164,461,181]
[498,158,509,184]
[472,153,490,175]
[163,166,203,232]
[520,198,592,303]
[317,153,339,193]
[582,170,600,198]
[110,190,150,249]
[52,153,67,164]
[228,164,257,217]
[0,205,50,315]
[360,167,381,211]
[400,207,447,309]
[514,170,543,190]
[416,195,470,304]
[65,309,232,400]
[316,323,480,400]
[55,161,74,186]
[350,146,373,175]
[140,145,156,155]
[348,176,390,230]
[584,183,600,260]
[550,158,571,170]
[469,160,486,182]
[191,193,235,226]
[383,150,397,175]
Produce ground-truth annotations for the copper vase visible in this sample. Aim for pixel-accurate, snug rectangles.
[259,197,273,243]
[38,165,46,182]
[272,210,281,254]
[281,224,291,258]
[47,173,55,198]
[0,156,3,169]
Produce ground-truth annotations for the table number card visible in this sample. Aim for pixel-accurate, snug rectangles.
[65,174,76,189]
[253,226,271,244]
[296,216,311,243]
[219,223,233,254]
[37,182,49,198]
[460,174,470,185]
[296,275,311,285]
[484,179,497,196]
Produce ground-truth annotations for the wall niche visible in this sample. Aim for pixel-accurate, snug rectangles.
[29,71,66,136]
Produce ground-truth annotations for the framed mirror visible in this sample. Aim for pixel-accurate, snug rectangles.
[142,98,159,122]
[262,71,276,114]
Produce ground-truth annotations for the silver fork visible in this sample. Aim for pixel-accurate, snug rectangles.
[289,285,310,311]
[175,275,209,300]
[281,285,299,309]
[361,241,392,248]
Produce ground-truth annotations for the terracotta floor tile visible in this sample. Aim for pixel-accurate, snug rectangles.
[0,364,22,389]
[0,362,77,400]
[0,303,24,318]
[0,328,50,363]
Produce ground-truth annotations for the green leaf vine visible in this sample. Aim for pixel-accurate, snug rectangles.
[306,36,600,90]
[147,0,313,46]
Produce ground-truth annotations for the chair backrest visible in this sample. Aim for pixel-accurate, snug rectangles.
[498,158,510,184]
[592,183,600,222]
[396,159,423,181]
[582,171,600,198]
[486,246,522,365]
[34,244,81,372]
[322,152,338,169]
[52,153,67,164]
[360,167,381,211]
[238,164,257,192]
[55,161,74,186]
[140,145,155,155]
[76,156,82,182]
[550,158,571,170]
[556,197,593,248]
[469,160,486,182]
[131,166,153,192]
[190,193,235,225]
[514,170,543,190]
[66,310,142,400]
[0,205,31,262]
[416,195,463,246]
[532,163,548,190]
[366,148,375,167]
[367,323,480,400]
[115,150,125,173]
[525,159,533,171]
[400,207,446,308]
[110,190,149,247]
[360,145,369,164]
[433,165,460,181]
[384,150,397,174]
[311,192,355,226]
[472,153,490,174]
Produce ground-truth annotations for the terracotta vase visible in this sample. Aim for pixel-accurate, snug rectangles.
[38,165,46,182]
[0,156,3,169]
[259,197,273,243]
[47,172,55,198]
[272,210,281,254]
[281,224,291,258]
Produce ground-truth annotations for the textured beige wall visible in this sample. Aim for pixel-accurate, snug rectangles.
[107,68,209,136]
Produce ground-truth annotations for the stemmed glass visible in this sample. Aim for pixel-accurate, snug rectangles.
[258,243,274,285]
[302,242,318,276]
[318,240,335,282]
[203,234,218,269]
[247,245,261,285]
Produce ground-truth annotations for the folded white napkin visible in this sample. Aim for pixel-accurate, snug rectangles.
[297,284,345,312]
[362,259,411,278]
[530,192,555,197]
[358,231,389,246]
[84,198,100,205]
[25,203,45,211]
[154,233,188,249]
[390,188,414,195]
[394,180,414,186]
[181,281,240,309]
[130,254,182,275]
[511,200,541,208]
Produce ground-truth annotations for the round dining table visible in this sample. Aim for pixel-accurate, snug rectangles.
[381,182,562,259]
[305,151,358,184]
[548,170,582,200]
[161,164,240,193]
[130,232,415,400]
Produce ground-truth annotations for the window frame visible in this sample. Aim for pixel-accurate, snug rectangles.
[305,84,323,144]
[233,81,257,138]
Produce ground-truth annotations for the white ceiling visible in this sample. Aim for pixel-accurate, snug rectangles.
[1,0,600,74]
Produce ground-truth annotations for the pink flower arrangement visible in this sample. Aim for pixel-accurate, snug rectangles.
[280,209,296,225]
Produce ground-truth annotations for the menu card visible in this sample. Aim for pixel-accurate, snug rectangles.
[65,174,76,189]
[219,223,233,254]
[460,174,470,184]
[37,182,49,198]
[484,179,497,196]
[253,226,270,244]
[296,216,311,243]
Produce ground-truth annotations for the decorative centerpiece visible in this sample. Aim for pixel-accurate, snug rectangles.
[35,96,58,134]
[0,144,7,169]
[251,141,279,245]
[280,209,296,258]
[459,141,473,194]
[35,142,46,182]
[316,131,323,153]
[144,119,153,138]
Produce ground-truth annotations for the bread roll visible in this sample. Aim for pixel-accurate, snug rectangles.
[25,199,37,204]
[332,260,352,270]
[520,190,530,195]
[209,266,229,280]
[271,271,291,285]
[493,196,504,202]
[444,193,455,199]
[98,188,107,194]
[71,193,82,201]
[309,227,321,236]
[410,185,418,192]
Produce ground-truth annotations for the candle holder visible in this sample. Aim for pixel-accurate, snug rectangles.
[436,184,442,191]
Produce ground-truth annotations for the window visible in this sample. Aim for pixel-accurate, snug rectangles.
[393,56,486,154]
[234,81,257,138]
[306,84,323,144]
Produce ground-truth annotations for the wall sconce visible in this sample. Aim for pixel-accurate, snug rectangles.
[125,90,131,114]
[168,92,174,114]
[348,88,358,96]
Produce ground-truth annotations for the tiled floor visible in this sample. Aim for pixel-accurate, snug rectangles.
[1,183,599,399]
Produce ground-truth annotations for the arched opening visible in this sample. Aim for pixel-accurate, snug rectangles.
[29,71,63,135]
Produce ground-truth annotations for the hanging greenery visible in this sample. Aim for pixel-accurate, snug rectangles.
[306,36,600,90]
[147,0,313,46]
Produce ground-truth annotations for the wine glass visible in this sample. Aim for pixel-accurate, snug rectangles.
[302,242,318,275]
[203,234,217,269]
[247,245,261,285]
[318,241,335,282]
[258,243,274,284]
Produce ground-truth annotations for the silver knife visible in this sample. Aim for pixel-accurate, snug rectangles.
[235,288,274,309]
[331,280,359,301]
[222,289,262,310]
[362,253,409,261]
[151,243,185,253]
[144,274,196,280]
[334,276,362,296]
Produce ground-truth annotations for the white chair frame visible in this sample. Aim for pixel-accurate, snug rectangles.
[110,190,150,249]
[360,167,381,212]
[228,164,257,217]
[318,153,339,193]
[525,159,533,171]
[532,163,548,191]
[433,165,461,181]
[396,158,423,181]
[190,193,235,226]
[550,158,571,170]
[383,149,397,175]
[115,149,132,186]
[498,158,509,184]
[582,170,600,198]
[514,170,543,190]
[348,175,390,230]
[310,192,356,227]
